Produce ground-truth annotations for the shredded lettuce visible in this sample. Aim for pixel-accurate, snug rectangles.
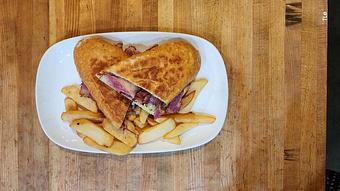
[134,102,155,114]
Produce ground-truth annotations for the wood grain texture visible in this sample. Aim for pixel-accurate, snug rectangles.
[0,1,19,190]
[0,0,49,191]
[0,0,327,190]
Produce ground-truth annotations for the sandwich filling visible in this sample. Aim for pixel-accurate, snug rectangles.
[97,73,187,118]
[80,82,93,99]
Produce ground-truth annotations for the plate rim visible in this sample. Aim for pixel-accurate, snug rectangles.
[35,31,229,154]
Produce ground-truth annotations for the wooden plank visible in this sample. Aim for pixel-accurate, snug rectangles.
[79,0,95,34]
[220,0,254,189]
[93,0,127,32]
[284,0,327,190]
[155,154,174,191]
[24,0,50,190]
[49,151,80,191]
[298,0,327,190]
[158,0,174,31]
[126,0,142,31]
[126,155,143,191]
[0,0,328,190]
[0,0,50,191]
[142,0,158,31]
[267,1,286,190]
[284,0,303,189]
[0,0,19,190]
[49,0,65,44]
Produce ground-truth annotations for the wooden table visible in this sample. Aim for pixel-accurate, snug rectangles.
[0,0,327,190]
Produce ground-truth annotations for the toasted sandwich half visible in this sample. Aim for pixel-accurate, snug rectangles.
[74,37,130,128]
[97,39,200,118]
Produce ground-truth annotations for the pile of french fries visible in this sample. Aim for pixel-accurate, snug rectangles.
[60,79,215,155]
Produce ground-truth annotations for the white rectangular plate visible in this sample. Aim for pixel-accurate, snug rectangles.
[36,32,228,154]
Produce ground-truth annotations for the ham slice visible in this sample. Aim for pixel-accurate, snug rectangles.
[165,90,186,114]
[98,74,139,99]
[80,83,93,99]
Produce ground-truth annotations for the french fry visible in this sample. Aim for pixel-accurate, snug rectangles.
[133,118,146,128]
[179,79,208,113]
[147,117,158,126]
[76,131,86,139]
[61,110,104,123]
[61,78,214,148]
[83,137,132,155]
[96,122,104,128]
[165,112,216,124]
[127,112,137,121]
[106,141,133,155]
[161,136,181,145]
[64,97,77,111]
[154,117,168,123]
[139,109,149,124]
[77,105,87,111]
[102,119,137,147]
[61,85,98,112]
[135,126,143,134]
[125,120,139,135]
[180,91,195,109]
[70,119,113,146]
[138,118,176,144]
[164,123,199,138]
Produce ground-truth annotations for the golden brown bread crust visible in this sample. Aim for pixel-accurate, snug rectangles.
[74,37,130,128]
[103,40,200,104]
